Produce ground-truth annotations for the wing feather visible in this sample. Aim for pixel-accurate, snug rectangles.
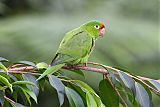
[51,28,93,65]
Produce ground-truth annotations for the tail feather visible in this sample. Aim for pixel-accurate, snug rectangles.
[51,53,74,66]
[51,53,59,66]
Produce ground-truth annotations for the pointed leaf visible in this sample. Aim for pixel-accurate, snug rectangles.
[0,62,8,72]
[48,75,65,106]
[12,81,36,86]
[86,92,97,107]
[68,84,87,106]
[22,74,39,96]
[65,87,85,107]
[20,88,31,105]
[20,87,37,103]
[18,61,36,67]
[10,102,26,107]
[135,82,151,107]
[0,57,9,62]
[72,80,95,93]
[92,93,105,107]
[99,79,119,107]
[0,72,17,82]
[72,80,104,107]
[8,74,18,82]
[118,71,135,92]
[0,75,12,92]
[149,80,160,91]
[36,62,48,69]
[0,72,10,79]
[37,64,64,81]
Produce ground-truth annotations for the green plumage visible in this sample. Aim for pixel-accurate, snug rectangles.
[51,20,105,65]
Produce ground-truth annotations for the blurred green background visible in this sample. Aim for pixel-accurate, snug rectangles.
[0,0,159,107]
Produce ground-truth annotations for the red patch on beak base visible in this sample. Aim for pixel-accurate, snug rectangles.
[99,23,105,37]
[100,23,105,29]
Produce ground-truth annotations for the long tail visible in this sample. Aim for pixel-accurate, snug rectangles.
[51,54,74,66]
[51,53,59,66]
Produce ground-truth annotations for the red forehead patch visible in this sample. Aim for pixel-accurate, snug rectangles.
[100,22,105,29]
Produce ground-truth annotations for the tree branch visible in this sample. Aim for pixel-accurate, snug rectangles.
[3,62,159,84]
[63,65,108,74]
[1,61,158,95]
[4,96,16,104]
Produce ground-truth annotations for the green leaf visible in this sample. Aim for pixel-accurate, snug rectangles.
[72,80,95,93]
[0,62,8,72]
[22,74,39,96]
[0,72,12,82]
[0,75,13,92]
[86,92,97,107]
[99,79,119,107]
[68,84,87,106]
[68,69,85,77]
[135,82,151,107]
[10,102,26,107]
[20,87,37,104]
[65,87,85,107]
[0,91,4,106]
[0,57,9,62]
[7,74,18,82]
[149,80,160,91]
[92,93,105,107]
[0,72,17,82]
[118,71,135,92]
[12,81,36,86]
[36,62,49,69]
[20,88,31,105]
[72,80,104,107]
[37,64,64,81]
[18,61,36,67]
[48,75,65,106]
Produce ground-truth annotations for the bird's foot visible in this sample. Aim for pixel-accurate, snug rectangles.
[66,64,78,68]
[83,63,87,67]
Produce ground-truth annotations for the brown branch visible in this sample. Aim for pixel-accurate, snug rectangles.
[5,62,159,83]
[7,64,108,75]
[4,96,16,104]
[1,61,159,106]
[62,65,108,74]
[8,66,35,71]
[10,64,25,68]
[1,62,159,95]
[87,62,160,82]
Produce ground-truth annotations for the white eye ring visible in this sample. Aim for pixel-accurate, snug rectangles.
[94,25,100,29]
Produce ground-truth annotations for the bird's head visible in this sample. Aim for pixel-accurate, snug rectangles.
[82,20,106,39]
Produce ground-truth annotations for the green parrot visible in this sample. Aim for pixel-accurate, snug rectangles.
[51,20,106,66]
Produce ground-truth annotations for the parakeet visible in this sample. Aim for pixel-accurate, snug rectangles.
[51,20,106,66]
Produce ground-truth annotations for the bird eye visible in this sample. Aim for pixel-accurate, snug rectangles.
[94,25,100,29]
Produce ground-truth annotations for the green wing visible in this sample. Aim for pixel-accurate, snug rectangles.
[51,28,93,65]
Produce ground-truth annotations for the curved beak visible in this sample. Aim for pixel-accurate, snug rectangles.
[100,27,105,37]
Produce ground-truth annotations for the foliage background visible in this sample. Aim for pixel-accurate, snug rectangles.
[0,0,159,106]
